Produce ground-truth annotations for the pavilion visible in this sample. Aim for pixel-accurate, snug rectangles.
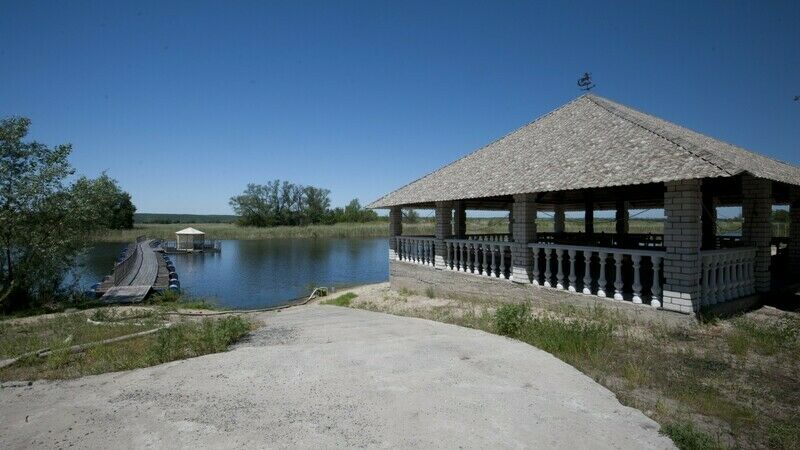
[368,94,800,314]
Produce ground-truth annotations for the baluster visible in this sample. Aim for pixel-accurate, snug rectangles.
[460,242,467,272]
[499,245,507,279]
[531,246,540,286]
[747,252,755,294]
[651,256,662,308]
[613,252,624,300]
[735,252,744,298]
[490,245,497,277]
[479,244,486,276]
[582,251,593,295]
[597,251,607,297]
[708,255,718,304]
[631,254,642,304]
[446,242,451,269]
[701,255,711,305]
[556,249,565,290]
[720,254,729,301]
[543,248,553,288]
[567,249,577,292]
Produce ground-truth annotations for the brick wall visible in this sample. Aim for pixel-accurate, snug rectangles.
[389,207,402,260]
[742,174,772,292]
[434,201,452,268]
[453,201,466,238]
[791,187,800,275]
[511,193,537,283]
[662,179,703,313]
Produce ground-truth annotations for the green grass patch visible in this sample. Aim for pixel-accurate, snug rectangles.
[321,292,357,307]
[0,316,253,381]
[493,303,613,361]
[0,312,159,359]
[660,422,724,450]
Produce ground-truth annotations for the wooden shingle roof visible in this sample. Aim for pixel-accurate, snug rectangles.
[369,94,800,208]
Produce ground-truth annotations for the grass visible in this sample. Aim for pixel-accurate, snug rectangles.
[90,218,686,242]
[0,301,253,381]
[346,291,800,449]
[660,422,724,450]
[0,311,159,359]
[321,292,358,307]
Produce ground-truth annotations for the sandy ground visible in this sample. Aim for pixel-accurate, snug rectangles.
[0,304,673,449]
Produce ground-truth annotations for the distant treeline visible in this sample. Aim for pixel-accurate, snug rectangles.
[229,180,378,227]
[135,213,237,224]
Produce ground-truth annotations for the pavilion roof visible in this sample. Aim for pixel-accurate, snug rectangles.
[368,94,800,208]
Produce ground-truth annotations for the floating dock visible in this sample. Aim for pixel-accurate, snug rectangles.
[95,237,177,304]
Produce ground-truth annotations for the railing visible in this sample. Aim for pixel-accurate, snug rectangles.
[529,243,664,307]
[161,239,222,251]
[444,239,513,280]
[700,248,756,306]
[114,243,142,285]
[465,233,511,242]
[536,232,664,249]
[396,236,436,266]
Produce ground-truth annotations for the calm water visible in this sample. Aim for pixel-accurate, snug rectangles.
[78,238,389,309]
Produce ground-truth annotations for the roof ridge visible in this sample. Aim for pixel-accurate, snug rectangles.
[367,95,587,208]
[584,95,736,176]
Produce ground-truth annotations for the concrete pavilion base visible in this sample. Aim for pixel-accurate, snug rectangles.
[389,260,692,325]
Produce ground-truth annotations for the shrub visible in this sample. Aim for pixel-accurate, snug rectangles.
[494,303,530,337]
[321,292,357,307]
[660,422,723,450]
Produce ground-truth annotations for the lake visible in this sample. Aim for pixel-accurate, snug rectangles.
[78,238,389,309]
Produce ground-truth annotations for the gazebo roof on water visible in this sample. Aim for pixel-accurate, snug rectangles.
[175,227,205,235]
[368,94,800,210]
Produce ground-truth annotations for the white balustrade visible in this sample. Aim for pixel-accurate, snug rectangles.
[528,243,664,308]
[700,248,756,305]
[465,233,511,242]
[395,236,436,266]
[445,239,512,280]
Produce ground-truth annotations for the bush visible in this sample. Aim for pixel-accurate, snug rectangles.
[321,292,357,307]
[660,422,723,450]
[494,303,530,337]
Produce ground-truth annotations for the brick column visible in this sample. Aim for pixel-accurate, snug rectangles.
[554,204,565,234]
[508,208,514,236]
[389,207,402,260]
[662,179,703,314]
[701,189,717,250]
[511,193,537,283]
[789,187,800,275]
[453,201,466,239]
[434,201,452,268]
[615,200,629,235]
[742,175,772,292]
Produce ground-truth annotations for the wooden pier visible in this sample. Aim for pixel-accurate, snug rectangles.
[97,237,173,304]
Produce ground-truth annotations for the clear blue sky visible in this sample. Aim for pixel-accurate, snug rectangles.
[2,0,798,215]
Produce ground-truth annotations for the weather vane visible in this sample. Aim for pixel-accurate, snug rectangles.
[577,72,595,91]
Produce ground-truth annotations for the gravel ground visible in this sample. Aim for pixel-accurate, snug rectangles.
[0,305,674,449]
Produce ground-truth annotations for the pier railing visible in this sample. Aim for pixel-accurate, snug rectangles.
[114,243,142,285]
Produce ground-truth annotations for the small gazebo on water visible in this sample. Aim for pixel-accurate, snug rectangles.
[165,227,221,253]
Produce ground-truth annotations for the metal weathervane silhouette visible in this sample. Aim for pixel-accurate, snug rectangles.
[577,72,595,91]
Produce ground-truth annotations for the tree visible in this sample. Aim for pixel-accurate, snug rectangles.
[403,209,420,224]
[0,117,100,308]
[71,173,136,229]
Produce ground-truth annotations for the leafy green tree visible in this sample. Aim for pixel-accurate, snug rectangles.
[71,172,136,229]
[403,208,420,224]
[0,117,100,308]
